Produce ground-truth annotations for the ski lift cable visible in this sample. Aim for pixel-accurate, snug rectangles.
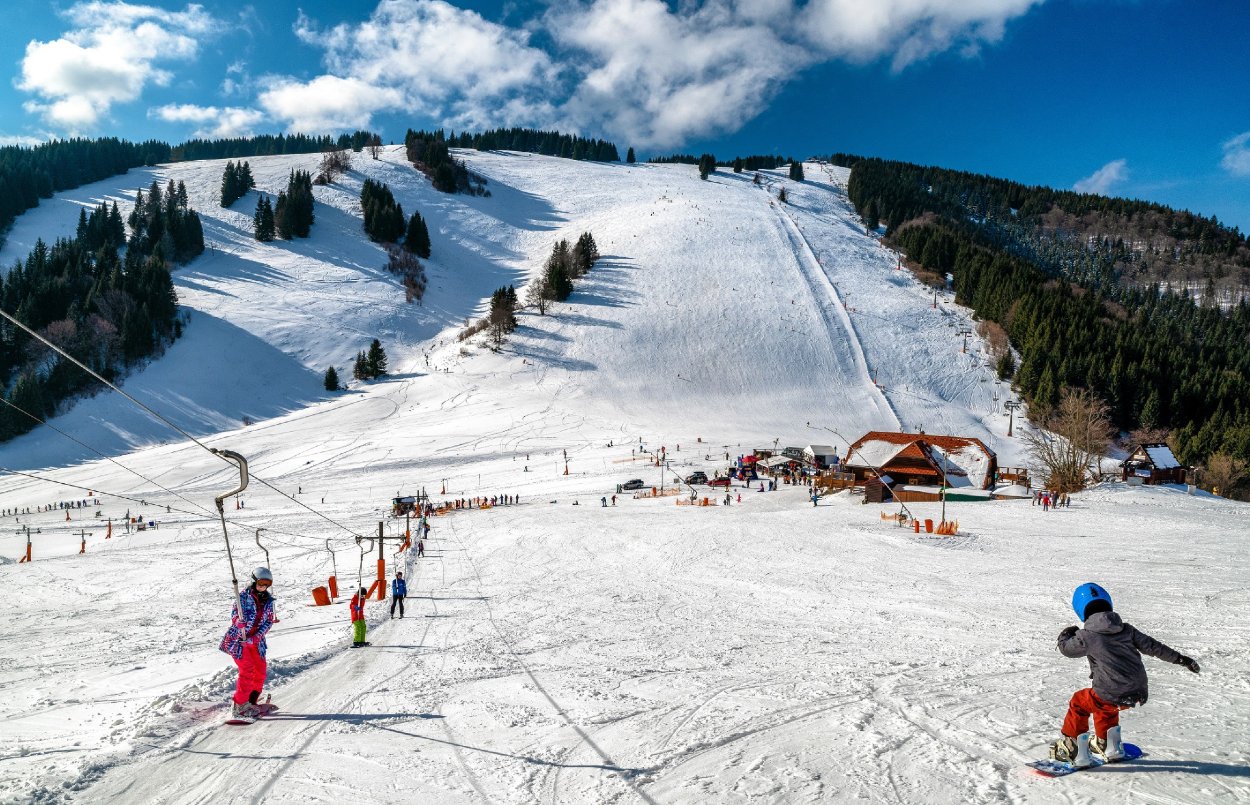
[0,464,357,551]
[0,395,217,518]
[0,307,367,542]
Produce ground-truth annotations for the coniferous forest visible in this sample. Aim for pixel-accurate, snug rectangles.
[0,179,203,440]
[837,154,1250,468]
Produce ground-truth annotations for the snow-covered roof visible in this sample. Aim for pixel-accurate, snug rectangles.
[845,432,996,489]
[805,444,837,457]
[1145,445,1180,470]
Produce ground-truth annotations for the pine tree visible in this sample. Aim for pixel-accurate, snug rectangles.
[698,153,716,180]
[274,191,292,239]
[405,211,431,257]
[324,365,340,391]
[352,350,367,381]
[733,157,743,174]
[221,161,238,207]
[626,147,635,164]
[789,161,805,181]
[366,338,388,378]
[253,195,275,242]
[778,186,788,204]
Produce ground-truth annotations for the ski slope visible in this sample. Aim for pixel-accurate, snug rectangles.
[1,152,1247,804]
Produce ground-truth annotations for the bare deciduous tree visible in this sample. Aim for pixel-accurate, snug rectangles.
[527,274,551,315]
[1201,453,1246,497]
[1022,387,1115,493]
[316,148,352,184]
[367,135,383,160]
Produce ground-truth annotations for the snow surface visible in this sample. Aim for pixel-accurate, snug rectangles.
[1,153,1247,804]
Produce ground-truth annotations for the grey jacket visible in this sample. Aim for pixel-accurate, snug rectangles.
[1057,611,1185,707]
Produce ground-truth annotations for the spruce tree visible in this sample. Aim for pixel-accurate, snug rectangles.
[254,195,275,242]
[352,350,368,380]
[405,211,431,258]
[789,161,805,181]
[324,365,340,391]
[366,338,388,378]
[626,147,635,164]
[221,161,238,207]
[698,153,716,180]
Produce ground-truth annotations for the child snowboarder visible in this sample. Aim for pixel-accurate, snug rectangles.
[1050,583,1200,766]
[351,586,369,647]
[220,567,276,720]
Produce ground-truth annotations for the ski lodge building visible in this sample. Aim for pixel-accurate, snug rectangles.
[843,432,998,503]
[1121,443,1187,485]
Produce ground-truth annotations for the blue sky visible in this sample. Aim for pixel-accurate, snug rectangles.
[2,0,1248,231]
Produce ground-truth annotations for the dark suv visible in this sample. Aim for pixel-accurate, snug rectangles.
[686,472,708,484]
[621,479,645,490]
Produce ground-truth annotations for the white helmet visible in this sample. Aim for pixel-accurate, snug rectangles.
[252,566,273,582]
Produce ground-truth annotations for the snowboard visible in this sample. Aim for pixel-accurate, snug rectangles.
[1028,743,1143,777]
[350,641,372,648]
[225,698,278,725]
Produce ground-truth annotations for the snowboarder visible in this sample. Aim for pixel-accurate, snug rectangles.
[611,495,617,506]
[601,496,608,507]
[1049,583,1200,767]
[351,587,369,647]
[220,567,276,721]
[390,572,407,619]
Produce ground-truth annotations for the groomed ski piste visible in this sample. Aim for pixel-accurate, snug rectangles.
[1,149,1247,804]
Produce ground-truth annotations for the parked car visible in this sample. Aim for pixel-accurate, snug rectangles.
[621,479,645,490]
[686,472,708,484]
[708,477,731,488]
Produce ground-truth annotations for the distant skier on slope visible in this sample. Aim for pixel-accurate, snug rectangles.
[351,587,369,647]
[390,572,407,619]
[1048,583,1200,767]
[220,567,276,720]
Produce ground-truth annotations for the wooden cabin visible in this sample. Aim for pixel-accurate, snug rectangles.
[1121,444,1187,485]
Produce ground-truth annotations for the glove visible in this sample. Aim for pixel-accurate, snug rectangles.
[1059,625,1079,640]
[1179,656,1200,673]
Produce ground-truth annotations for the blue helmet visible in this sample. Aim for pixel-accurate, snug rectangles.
[1072,583,1112,620]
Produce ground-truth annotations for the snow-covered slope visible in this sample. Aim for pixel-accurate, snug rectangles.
[1,152,1245,805]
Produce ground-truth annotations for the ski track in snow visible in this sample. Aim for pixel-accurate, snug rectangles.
[0,153,1248,804]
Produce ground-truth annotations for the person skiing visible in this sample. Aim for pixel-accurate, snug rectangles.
[1050,583,1200,766]
[390,572,407,619]
[351,586,369,647]
[220,567,276,720]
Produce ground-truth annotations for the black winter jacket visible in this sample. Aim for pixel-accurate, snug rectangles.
[1057,611,1185,707]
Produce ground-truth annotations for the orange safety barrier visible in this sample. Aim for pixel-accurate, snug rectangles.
[924,519,934,533]
[328,575,338,598]
[311,586,331,606]
[913,520,920,533]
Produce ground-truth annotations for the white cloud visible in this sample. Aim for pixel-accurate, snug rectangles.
[258,76,405,133]
[0,135,49,147]
[1074,159,1129,195]
[1221,132,1250,178]
[261,0,557,134]
[150,104,266,138]
[17,2,220,132]
[230,0,1046,147]
[549,0,809,148]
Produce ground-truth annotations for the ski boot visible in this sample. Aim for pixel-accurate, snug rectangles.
[1049,734,1093,768]
[231,701,258,720]
[1091,726,1126,762]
